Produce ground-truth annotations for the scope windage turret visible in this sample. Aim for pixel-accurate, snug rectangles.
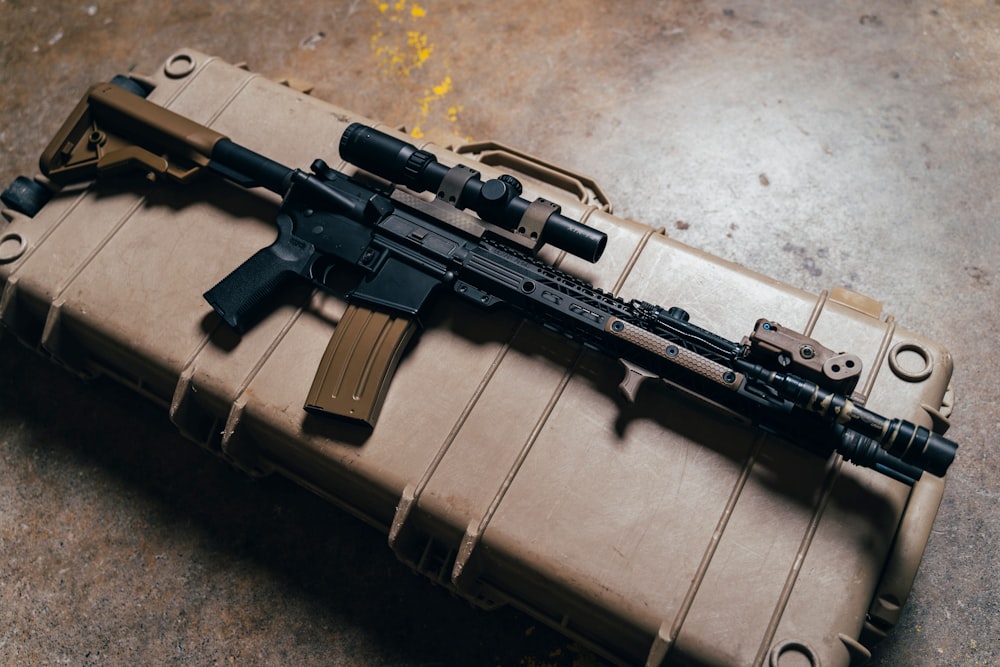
[339,123,607,263]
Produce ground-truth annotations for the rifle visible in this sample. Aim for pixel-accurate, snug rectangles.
[5,79,957,486]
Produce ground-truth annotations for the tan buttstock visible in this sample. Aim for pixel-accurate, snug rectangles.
[305,304,417,426]
[40,82,226,185]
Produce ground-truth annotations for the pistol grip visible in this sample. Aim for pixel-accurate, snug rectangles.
[204,214,313,332]
[305,303,417,426]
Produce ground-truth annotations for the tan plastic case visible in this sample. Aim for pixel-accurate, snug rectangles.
[0,50,954,667]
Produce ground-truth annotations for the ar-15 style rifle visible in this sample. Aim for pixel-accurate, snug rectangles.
[3,78,957,485]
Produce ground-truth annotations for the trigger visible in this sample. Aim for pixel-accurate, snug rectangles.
[617,359,658,403]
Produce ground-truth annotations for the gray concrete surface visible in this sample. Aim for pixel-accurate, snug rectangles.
[1,1,996,665]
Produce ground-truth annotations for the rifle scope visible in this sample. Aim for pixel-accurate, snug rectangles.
[339,123,607,263]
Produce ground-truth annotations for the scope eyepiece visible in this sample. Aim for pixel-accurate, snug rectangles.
[339,123,607,263]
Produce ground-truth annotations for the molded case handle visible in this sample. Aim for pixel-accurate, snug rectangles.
[455,141,614,213]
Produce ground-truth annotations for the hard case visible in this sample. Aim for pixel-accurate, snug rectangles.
[0,50,954,667]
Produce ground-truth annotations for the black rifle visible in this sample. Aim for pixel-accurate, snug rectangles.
[6,80,957,485]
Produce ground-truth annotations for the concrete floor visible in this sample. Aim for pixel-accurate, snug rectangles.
[1,1,997,665]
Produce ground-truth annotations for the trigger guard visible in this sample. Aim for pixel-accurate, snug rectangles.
[309,254,338,285]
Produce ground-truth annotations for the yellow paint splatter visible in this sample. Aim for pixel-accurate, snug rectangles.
[408,31,432,66]
[369,0,463,138]
[417,76,452,115]
[431,78,450,96]
[370,0,432,77]
[370,28,431,76]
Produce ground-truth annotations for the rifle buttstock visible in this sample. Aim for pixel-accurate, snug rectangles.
[41,82,226,185]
